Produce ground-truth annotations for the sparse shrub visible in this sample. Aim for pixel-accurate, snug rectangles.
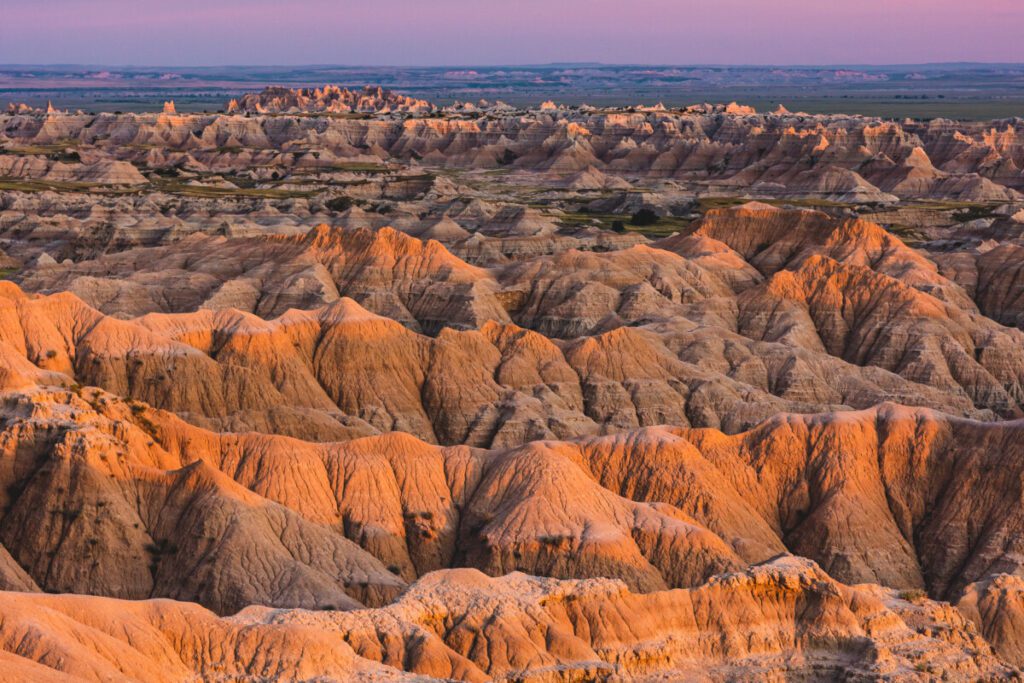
[539,534,572,547]
[59,507,81,521]
[4,480,26,500]
[629,208,659,226]
[144,539,178,556]
[952,205,996,223]
[497,149,518,166]
[49,150,80,163]
[325,196,353,212]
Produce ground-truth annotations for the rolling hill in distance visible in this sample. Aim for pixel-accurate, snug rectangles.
[3,62,1024,119]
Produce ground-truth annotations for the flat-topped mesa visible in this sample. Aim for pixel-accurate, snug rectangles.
[225,84,436,115]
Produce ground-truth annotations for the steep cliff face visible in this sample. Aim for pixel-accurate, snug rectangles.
[678,201,965,304]
[0,274,1002,447]
[959,574,1024,668]
[17,225,506,331]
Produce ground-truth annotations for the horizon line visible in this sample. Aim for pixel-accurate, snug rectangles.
[3,61,1024,70]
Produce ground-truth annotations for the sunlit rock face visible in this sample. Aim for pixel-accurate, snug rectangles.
[5,85,1024,680]
[0,559,1014,681]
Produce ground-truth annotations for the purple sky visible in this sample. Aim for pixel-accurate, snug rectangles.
[3,0,1023,66]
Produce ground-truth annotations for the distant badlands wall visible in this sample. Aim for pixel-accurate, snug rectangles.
[2,87,1023,202]
[225,84,436,115]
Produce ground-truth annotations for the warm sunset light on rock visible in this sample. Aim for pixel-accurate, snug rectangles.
[0,2,1023,680]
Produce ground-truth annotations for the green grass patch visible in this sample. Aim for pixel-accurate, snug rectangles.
[952,205,999,223]
[557,209,691,237]
[329,162,393,173]
[0,140,80,156]
[697,196,849,211]
[894,200,1002,212]
[149,178,313,199]
[0,178,140,194]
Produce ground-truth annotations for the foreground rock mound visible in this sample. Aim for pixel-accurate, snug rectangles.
[0,386,744,610]
[4,376,1024,625]
[0,558,1013,681]
[0,591,409,682]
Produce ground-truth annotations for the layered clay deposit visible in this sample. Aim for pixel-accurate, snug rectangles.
[2,85,1024,680]
[0,559,1014,681]
[2,95,1023,201]
[14,204,1024,442]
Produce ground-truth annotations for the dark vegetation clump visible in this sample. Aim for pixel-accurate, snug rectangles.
[630,208,659,226]
[325,196,353,212]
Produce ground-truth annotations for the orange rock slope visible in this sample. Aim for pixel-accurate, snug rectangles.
[2,375,1024,676]
[3,201,1024,679]
[16,205,1024,442]
[0,559,1014,681]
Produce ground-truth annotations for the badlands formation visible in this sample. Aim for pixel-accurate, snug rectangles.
[0,87,1024,680]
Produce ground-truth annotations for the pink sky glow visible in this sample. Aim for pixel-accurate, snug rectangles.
[3,0,1022,65]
